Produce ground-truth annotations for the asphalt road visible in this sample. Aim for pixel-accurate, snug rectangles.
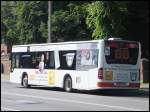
[1,80,149,111]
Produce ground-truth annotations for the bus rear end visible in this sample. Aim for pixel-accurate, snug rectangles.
[97,39,141,89]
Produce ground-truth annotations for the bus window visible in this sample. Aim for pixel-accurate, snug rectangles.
[59,50,76,70]
[48,51,55,69]
[19,53,32,68]
[104,40,139,65]
[30,52,46,69]
[11,53,20,69]
[76,49,98,70]
[30,51,55,69]
[39,53,45,71]
[11,53,16,70]
[16,54,20,68]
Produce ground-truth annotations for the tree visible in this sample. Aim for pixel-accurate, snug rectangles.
[2,0,148,59]
[86,1,128,39]
[1,1,20,45]
[1,22,7,43]
[51,2,91,42]
[1,1,48,45]
[14,1,48,44]
[125,1,149,58]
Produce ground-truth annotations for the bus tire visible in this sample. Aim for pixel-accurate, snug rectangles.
[22,74,30,88]
[64,76,72,92]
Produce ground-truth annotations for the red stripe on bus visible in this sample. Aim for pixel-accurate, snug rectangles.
[97,82,114,87]
[97,82,140,87]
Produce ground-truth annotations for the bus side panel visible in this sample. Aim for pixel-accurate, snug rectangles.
[10,69,23,84]
[55,70,89,90]
[88,68,99,90]
[27,69,40,85]
[72,71,89,90]
[27,69,56,86]
[55,70,65,88]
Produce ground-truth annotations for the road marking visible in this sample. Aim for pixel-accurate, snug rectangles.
[1,107,20,111]
[2,92,144,111]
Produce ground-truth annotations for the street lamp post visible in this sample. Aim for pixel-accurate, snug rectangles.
[48,1,52,43]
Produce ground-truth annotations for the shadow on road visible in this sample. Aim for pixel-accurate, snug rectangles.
[18,86,149,98]
[81,89,149,98]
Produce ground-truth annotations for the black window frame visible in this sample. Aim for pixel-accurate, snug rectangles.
[11,51,55,70]
[59,50,76,70]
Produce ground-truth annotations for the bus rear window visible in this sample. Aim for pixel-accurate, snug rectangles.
[104,40,139,65]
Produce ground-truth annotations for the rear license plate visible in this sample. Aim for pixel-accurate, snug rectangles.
[114,82,128,86]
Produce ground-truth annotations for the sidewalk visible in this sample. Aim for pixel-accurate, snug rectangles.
[1,73,10,80]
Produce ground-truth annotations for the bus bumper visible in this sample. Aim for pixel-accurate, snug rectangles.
[97,82,140,88]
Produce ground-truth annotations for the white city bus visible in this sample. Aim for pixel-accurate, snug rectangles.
[10,38,141,92]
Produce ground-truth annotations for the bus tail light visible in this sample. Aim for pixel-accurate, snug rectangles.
[98,68,103,79]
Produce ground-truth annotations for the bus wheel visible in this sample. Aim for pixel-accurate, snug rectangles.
[22,75,30,88]
[64,76,72,92]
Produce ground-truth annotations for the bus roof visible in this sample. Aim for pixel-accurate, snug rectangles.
[12,39,139,48]
[12,40,104,52]
[12,39,140,53]
[12,40,102,48]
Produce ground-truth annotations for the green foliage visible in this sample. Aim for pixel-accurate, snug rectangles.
[1,1,48,45]
[86,1,128,39]
[1,0,149,57]
[51,2,90,42]
[14,1,48,44]
[1,1,19,45]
